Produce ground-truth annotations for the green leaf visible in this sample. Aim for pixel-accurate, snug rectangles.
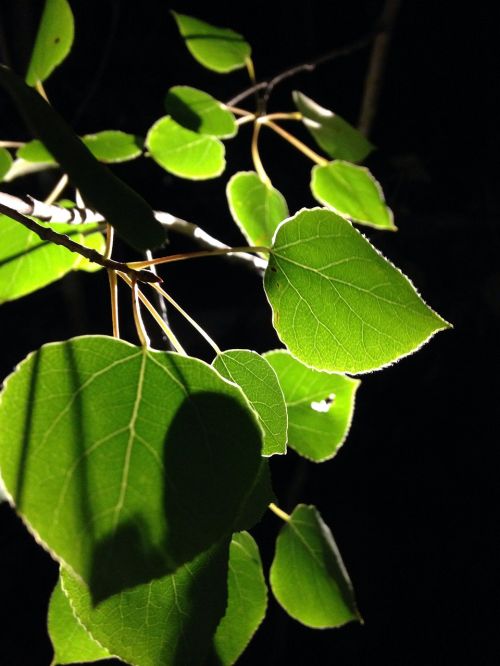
[25,0,74,86]
[0,147,13,180]
[0,336,262,600]
[0,65,164,250]
[17,139,56,163]
[226,171,289,247]
[293,91,374,163]
[48,579,111,664]
[165,86,236,138]
[0,215,105,304]
[234,460,274,532]
[264,208,450,374]
[209,532,267,665]
[213,349,287,456]
[264,350,359,462]
[61,538,230,666]
[270,504,360,628]
[146,116,225,180]
[1,158,57,182]
[172,11,251,74]
[82,130,143,163]
[311,161,396,230]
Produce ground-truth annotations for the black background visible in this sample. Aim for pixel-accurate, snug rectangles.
[0,1,498,664]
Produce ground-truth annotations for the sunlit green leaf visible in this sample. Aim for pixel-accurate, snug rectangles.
[17,139,56,163]
[311,161,396,230]
[0,336,262,600]
[0,147,13,180]
[227,171,288,247]
[172,11,251,73]
[82,130,143,163]
[213,349,287,456]
[61,538,230,666]
[264,208,450,374]
[270,504,360,628]
[25,0,74,86]
[293,91,373,162]
[165,86,236,138]
[48,579,111,664]
[264,350,359,462]
[209,532,267,665]
[0,215,104,304]
[146,116,225,179]
[0,65,164,250]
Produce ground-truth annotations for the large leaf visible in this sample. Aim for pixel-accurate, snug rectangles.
[146,116,225,179]
[209,532,267,665]
[226,171,288,247]
[311,161,396,230]
[270,504,360,628]
[61,538,230,666]
[0,66,164,250]
[213,349,287,456]
[25,0,74,86]
[165,86,236,138]
[0,147,13,180]
[172,12,251,73]
[293,91,373,163]
[0,336,262,600]
[48,579,111,664]
[264,350,359,462]
[264,208,450,374]
[0,215,105,304]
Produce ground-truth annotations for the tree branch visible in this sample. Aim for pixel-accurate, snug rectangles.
[0,191,268,273]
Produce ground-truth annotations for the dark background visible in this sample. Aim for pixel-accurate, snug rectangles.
[0,1,498,664]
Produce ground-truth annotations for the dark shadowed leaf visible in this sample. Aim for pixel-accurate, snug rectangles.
[165,86,236,138]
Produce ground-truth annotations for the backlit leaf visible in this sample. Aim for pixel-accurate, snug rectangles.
[311,161,396,230]
[213,349,287,456]
[293,91,373,162]
[172,12,251,73]
[0,336,262,600]
[17,139,56,163]
[48,579,111,664]
[26,0,74,86]
[82,130,143,163]
[146,116,225,179]
[264,350,359,462]
[209,532,267,665]
[165,86,236,138]
[227,171,288,247]
[61,538,230,666]
[264,208,450,374]
[0,147,13,180]
[0,214,104,304]
[0,65,164,250]
[270,504,360,628]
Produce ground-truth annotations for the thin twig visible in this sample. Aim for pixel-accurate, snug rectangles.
[0,201,161,284]
[261,119,328,165]
[127,246,270,269]
[144,248,175,351]
[44,174,68,205]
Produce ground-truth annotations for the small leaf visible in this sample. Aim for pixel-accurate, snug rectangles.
[226,171,288,247]
[26,0,74,86]
[264,350,359,462]
[234,460,274,532]
[17,139,56,163]
[270,504,360,628]
[146,116,225,179]
[311,161,396,230]
[0,215,104,304]
[293,91,374,162]
[48,579,111,664]
[82,130,143,163]
[0,336,262,600]
[0,65,165,250]
[264,208,450,374]
[165,86,236,138]
[172,11,251,73]
[0,147,13,181]
[1,158,57,182]
[213,349,287,456]
[61,539,230,666]
[209,532,267,665]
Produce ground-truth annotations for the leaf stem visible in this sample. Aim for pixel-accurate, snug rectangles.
[235,115,256,127]
[105,224,120,338]
[268,502,291,522]
[127,246,270,269]
[44,174,69,205]
[226,105,253,117]
[251,121,271,185]
[262,112,302,123]
[245,57,257,85]
[0,140,24,148]
[131,277,150,348]
[260,119,328,165]
[148,282,221,355]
